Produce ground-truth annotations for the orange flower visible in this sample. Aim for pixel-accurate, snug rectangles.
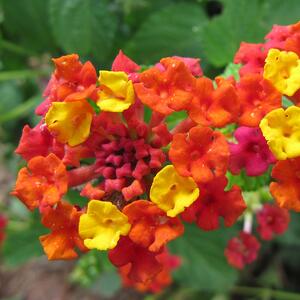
[237,74,282,127]
[40,201,87,260]
[134,57,196,115]
[123,200,184,252]
[187,76,239,127]
[169,126,229,184]
[12,154,68,211]
[270,158,300,212]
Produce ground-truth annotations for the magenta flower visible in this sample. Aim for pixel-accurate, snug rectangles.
[229,126,276,176]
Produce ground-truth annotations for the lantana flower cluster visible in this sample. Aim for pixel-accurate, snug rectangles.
[12,20,300,292]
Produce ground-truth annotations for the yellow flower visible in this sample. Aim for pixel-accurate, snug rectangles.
[79,200,131,250]
[259,106,300,160]
[263,48,300,96]
[150,165,199,217]
[97,71,135,112]
[45,101,93,147]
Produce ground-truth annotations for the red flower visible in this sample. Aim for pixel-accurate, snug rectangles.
[257,204,290,240]
[119,247,180,293]
[12,154,68,211]
[181,177,246,230]
[123,200,184,252]
[237,74,282,127]
[134,57,196,115]
[170,126,229,184]
[270,158,300,212]
[234,42,266,76]
[40,201,87,260]
[112,50,140,82]
[36,54,97,115]
[187,76,239,127]
[225,231,260,269]
[109,237,163,283]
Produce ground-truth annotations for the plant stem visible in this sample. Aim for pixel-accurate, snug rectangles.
[232,285,300,300]
[0,69,49,81]
[0,39,35,56]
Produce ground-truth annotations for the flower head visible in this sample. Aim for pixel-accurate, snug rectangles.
[256,204,290,240]
[170,126,229,183]
[79,200,131,250]
[134,57,196,115]
[270,158,300,212]
[187,77,239,127]
[12,154,68,211]
[237,74,281,127]
[229,126,276,176]
[97,71,135,112]
[45,101,93,146]
[225,231,260,269]
[123,200,184,252]
[181,177,246,231]
[264,48,300,96]
[150,165,199,217]
[40,201,86,260]
[259,106,300,160]
[36,54,97,115]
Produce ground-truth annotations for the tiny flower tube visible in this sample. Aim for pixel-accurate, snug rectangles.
[45,100,94,146]
[264,48,300,96]
[97,71,135,112]
[79,200,131,250]
[150,165,199,217]
[225,231,260,269]
[259,106,300,160]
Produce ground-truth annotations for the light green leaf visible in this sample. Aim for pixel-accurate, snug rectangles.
[49,0,118,63]
[125,3,208,64]
[169,224,238,292]
[202,0,267,67]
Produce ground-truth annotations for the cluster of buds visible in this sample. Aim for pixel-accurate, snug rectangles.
[12,20,300,292]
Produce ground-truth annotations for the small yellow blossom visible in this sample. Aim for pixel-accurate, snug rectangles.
[264,48,300,96]
[45,101,93,147]
[150,165,199,217]
[79,200,131,250]
[259,106,300,160]
[97,71,135,112]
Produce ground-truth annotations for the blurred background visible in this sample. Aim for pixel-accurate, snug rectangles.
[1,0,300,299]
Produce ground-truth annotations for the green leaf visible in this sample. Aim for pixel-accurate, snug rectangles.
[169,224,238,292]
[2,213,47,266]
[202,0,267,67]
[2,0,54,52]
[263,0,300,27]
[125,3,208,64]
[166,111,187,130]
[49,0,118,63]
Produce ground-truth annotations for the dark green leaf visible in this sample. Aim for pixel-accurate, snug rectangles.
[125,3,208,64]
[169,224,238,292]
[2,0,54,52]
[202,0,267,67]
[2,213,47,266]
[49,0,118,63]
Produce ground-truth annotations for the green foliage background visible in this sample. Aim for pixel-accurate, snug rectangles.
[1,0,300,299]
